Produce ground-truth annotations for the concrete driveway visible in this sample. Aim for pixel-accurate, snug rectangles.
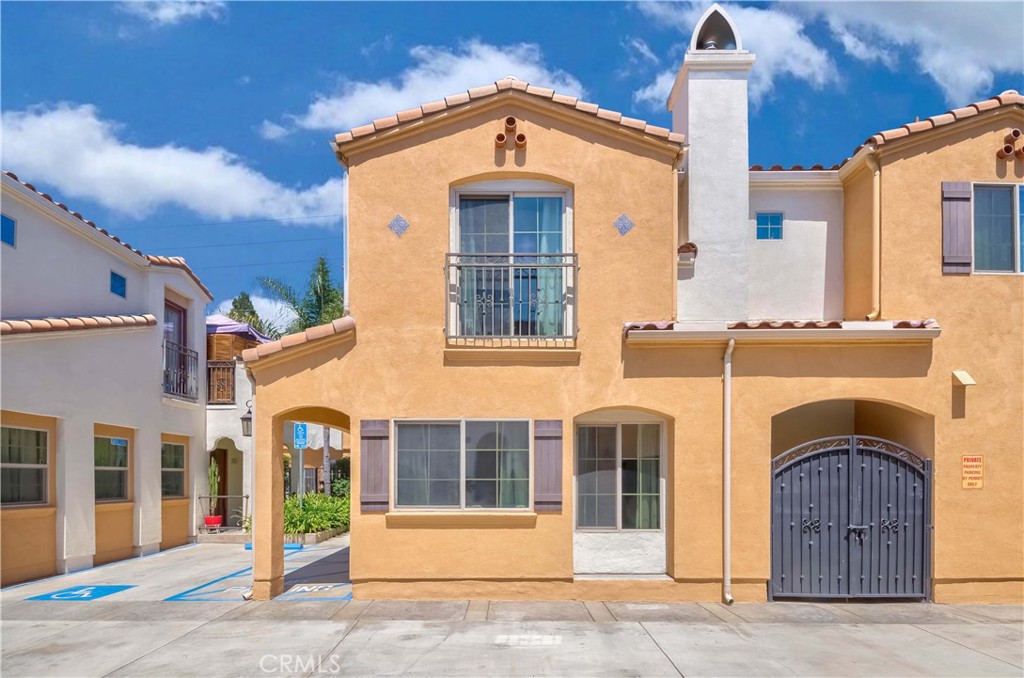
[2,538,1021,677]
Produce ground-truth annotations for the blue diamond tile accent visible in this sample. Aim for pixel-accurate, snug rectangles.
[387,214,410,237]
[613,213,635,236]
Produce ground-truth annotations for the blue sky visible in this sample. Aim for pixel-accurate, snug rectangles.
[3,1,1022,324]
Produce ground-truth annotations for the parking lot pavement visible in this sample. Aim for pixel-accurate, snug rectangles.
[2,543,1022,677]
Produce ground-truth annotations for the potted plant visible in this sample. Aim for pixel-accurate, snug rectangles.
[205,461,222,528]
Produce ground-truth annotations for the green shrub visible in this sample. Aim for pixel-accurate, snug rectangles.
[331,477,350,498]
[283,493,350,535]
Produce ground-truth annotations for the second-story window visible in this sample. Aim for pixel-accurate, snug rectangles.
[450,188,574,339]
[1,213,16,247]
[974,184,1023,273]
[110,271,127,298]
[756,212,783,240]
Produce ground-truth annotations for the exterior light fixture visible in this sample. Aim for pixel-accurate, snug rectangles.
[241,400,253,437]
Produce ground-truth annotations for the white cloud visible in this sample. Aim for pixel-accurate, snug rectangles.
[258,120,290,141]
[118,1,225,26]
[635,2,838,109]
[805,2,1023,105]
[1,103,343,225]
[632,70,677,110]
[214,294,298,330]
[624,37,660,65]
[288,39,585,132]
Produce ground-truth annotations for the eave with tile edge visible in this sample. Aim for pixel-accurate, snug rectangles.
[0,313,158,338]
[623,319,941,347]
[1,170,213,301]
[241,316,356,367]
[331,78,687,165]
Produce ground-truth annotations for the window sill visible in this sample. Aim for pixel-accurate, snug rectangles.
[95,501,133,512]
[384,511,538,529]
[162,395,202,409]
[0,505,56,516]
[443,347,580,366]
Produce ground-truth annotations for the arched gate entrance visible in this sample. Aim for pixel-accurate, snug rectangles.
[770,436,931,600]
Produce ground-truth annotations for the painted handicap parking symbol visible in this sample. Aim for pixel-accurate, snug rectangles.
[28,585,136,601]
[278,583,352,601]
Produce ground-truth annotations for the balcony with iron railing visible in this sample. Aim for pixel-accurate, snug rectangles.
[207,360,236,404]
[444,252,578,344]
[163,339,199,401]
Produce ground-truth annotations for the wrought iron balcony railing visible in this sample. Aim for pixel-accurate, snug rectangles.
[444,252,578,341]
[163,339,199,401]
[207,361,236,404]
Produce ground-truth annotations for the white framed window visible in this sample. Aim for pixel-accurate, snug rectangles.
[161,442,186,498]
[756,212,784,240]
[110,271,127,298]
[447,180,576,339]
[393,419,531,510]
[1,426,48,505]
[1,213,16,248]
[95,436,130,501]
[973,184,1024,273]
[575,422,663,531]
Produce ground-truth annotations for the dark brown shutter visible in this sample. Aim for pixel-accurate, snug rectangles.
[359,419,389,513]
[942,182,972,274]
[534,420,563,513]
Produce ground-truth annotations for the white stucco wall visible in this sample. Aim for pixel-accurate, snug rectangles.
[207,362,255,522]
[672,52,756,322]
[1,177,209,572]
[748,184,845,320]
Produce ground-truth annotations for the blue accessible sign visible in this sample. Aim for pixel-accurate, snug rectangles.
[28,585,136,601]
[293,423,308,449]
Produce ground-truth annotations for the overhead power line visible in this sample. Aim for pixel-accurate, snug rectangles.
[150,234,343,252]
[191,257,340,271]
[116,213,345,232]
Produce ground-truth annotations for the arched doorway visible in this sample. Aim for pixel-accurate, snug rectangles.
[769,400,933,601]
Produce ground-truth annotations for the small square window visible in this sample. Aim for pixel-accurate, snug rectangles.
[110,271,127,298]
[1,214,15,247]
[756,212,783,240]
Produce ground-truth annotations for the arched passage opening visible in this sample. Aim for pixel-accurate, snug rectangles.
[572,406,675,576]
[252,405,351,600]
[769,399,933,601]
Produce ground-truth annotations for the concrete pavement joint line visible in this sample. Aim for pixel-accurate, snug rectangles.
[638,621,685,677]
[696,602,745,624]
[303,620,362,678]
[912,623,1024,670]
[98,618,214,678]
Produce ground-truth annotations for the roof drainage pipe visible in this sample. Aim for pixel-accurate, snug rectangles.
[865,153,882,321]
[722,338,736,605]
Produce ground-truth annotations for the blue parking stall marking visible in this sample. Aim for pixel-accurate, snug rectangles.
[28,585,136,601]
[2,543,197,592]
[164,548,319,602]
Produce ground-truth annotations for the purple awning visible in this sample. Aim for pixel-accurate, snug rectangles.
[205,314,273,344]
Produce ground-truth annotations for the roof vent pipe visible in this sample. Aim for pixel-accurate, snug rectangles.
[515,133,527,149]
[1016,147,1024,160]
[495,133,507,149]
[997,144,1014,160]
[1005,128,1022,144]
[505,116,517,135]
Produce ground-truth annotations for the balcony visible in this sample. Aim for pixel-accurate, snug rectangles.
[163,340,199,401]
[444,252,578,343]
[207,360,236,405]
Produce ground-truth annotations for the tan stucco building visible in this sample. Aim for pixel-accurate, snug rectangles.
[245,6,1023,604]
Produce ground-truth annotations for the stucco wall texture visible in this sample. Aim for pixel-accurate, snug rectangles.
[248,100,1024,604]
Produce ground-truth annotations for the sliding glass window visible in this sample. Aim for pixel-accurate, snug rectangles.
[576,423,662,530]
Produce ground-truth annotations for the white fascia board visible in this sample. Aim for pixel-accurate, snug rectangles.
[1,178,149,271]
[0,325,157,344]
[625,326,941,346]
[749,171,842,189]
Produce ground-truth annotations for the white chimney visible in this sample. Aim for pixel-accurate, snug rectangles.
[669,4,755,322]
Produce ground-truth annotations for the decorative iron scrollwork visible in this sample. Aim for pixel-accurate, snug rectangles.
[773,437,851,471]
[801,518,821,533]
[880,518,900,533]
[855,436,925,470]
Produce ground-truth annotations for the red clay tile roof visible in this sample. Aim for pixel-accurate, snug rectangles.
[2,170,213,300]
[839,90,1023,168]
[333,77,685,149]
[242,316,355,363]
[0,314,157,336]
[750,90,1022,172]
[729,320,842,330]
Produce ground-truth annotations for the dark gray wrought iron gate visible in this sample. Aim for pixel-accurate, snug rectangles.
[770,436,931,600]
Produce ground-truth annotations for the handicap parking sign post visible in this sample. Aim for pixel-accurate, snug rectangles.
[28,585,136,601]
[293,423,308,449]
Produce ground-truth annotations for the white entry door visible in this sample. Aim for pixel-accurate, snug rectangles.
[573,417,666,574]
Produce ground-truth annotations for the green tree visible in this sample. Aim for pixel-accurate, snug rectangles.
[258,257,345,335]
[225,291,281,339]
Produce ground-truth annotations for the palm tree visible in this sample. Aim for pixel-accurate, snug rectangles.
[224,291,281,339]
[258,257,345,335]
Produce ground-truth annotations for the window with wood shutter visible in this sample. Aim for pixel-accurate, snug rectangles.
[942,182,972,274]
[359,420,389,513]
[534,420,563,513]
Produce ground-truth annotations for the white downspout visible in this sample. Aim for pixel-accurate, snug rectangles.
[865,153,881,321]
[723,338,736,604]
